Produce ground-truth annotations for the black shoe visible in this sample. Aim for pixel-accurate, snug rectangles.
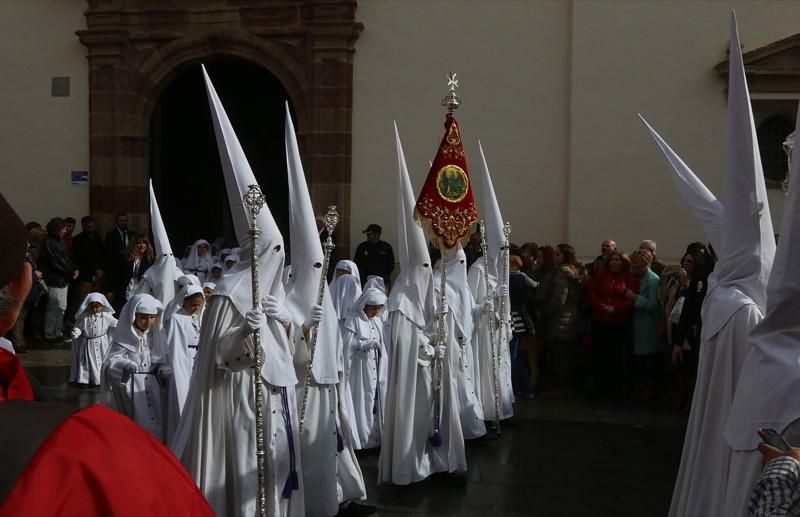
[336,502,377,517]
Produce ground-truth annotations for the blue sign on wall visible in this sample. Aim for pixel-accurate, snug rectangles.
[71,170,89,185]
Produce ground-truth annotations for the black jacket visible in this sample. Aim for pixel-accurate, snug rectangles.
[39,235,74,288]
[353,240,395,286]
[72,231,106,282]
[104,227,135,264]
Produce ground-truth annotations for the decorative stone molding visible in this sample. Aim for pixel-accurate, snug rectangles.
[77,0,362,257]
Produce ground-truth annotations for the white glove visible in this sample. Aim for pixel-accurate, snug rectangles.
[246,308,266,332]
[496,285,509,299]
[263,295,291,325]
[484,298,495,313]
[436,345,447,359]
[437,302,449,316]
[418,343,435,361]
[71,327,82,339]
[108,357,138,384]
[357,338,376,352]
[304,304,324,329]
[158,365,174,381]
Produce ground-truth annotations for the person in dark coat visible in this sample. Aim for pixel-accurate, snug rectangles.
[38,218,78,342]
[104,212,134,268]
[353,223,395,288]
[105,234,154,313]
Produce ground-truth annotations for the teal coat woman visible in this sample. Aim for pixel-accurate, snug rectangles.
[632,268,666,355]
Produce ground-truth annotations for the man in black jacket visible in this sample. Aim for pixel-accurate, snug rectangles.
[38,218,78,342]
[71,216,105,300]
[353,223,394,287]
[104,212,134,266]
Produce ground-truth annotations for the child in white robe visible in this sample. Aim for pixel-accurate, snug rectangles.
[101,293,171,441]
[70,293,117,386]
[342,287,388,450]
[161,284,204,421]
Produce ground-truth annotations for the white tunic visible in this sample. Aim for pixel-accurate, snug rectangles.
[72,312,117,385]
[434,253,486,439]
[668,304,762,517]
[467,262,514,421]
[101,328,165,440]
[342,314,388,449]
[378,311,466,485]
[172,296,305,517]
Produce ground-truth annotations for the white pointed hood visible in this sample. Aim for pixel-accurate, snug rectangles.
[702,12,776,340]
[386,122,435,328]
[639,115,723,248]
[434,248,474,339]
[475,141,504,278]
[725,101,800,449]
[474,141,510,322]
[136,180,183,305]
[201,65,295,388]
[283,103,340,383]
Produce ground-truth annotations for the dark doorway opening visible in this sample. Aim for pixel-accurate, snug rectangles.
[149,59,293,260]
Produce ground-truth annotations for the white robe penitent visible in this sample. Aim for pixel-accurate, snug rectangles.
[101,329,165,440]
[71,312,117,385]
[292,329,366,516]
[173,296,305,517]
[342,317,388,450]
[162,309,200,441]
[378,311,466,485]
[468,263,514,421]
[669,304,761,517]
[441,307,485,440]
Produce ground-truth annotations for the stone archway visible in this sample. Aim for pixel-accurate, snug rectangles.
[77,0,362,256]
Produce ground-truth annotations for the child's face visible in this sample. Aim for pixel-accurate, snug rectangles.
[134,313,157,332]
[203,287,213,300]
[182,294,205,315]
[89,302,103,314]
[363,304,383,319]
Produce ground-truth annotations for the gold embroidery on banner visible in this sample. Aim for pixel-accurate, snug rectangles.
[435,165,469,203]
[417,195,478,246]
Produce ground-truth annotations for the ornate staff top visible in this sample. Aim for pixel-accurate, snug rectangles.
[244,184,266,222]
[441,72,462,113]
[502,221,512,242]
[322,205,339,250]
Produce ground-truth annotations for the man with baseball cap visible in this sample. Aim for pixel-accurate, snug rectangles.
[353,223,394,288]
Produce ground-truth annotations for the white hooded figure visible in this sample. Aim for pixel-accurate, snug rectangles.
[467,142,514,422]
[159,283,205,441]
[170,67,304,517]
[665,14,776,517]
[723,104,800,515]
[378,123,467,485]
[342,287,389,450]
[329,260,362,320]
[435,249,486,440]
[182,239,213,283]
[640,116,723,248]
[282,104,366,515]
[101,293,169,440]
[70,292,117,386]
[133,180,184,306]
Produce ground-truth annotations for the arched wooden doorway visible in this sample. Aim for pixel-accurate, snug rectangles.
[77,0,362,257]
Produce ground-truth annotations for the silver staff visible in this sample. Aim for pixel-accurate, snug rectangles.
[500,222,512,368]
[479,221,501,435]
[299,205,339,438]
[243,184,267,517]
[430,249,448,446]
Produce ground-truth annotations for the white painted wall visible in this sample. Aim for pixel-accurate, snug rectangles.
[351,0,799,262]
[0,0,88,226]
[352,0,571,256]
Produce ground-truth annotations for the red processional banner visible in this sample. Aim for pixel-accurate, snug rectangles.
[415,113,478,249]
